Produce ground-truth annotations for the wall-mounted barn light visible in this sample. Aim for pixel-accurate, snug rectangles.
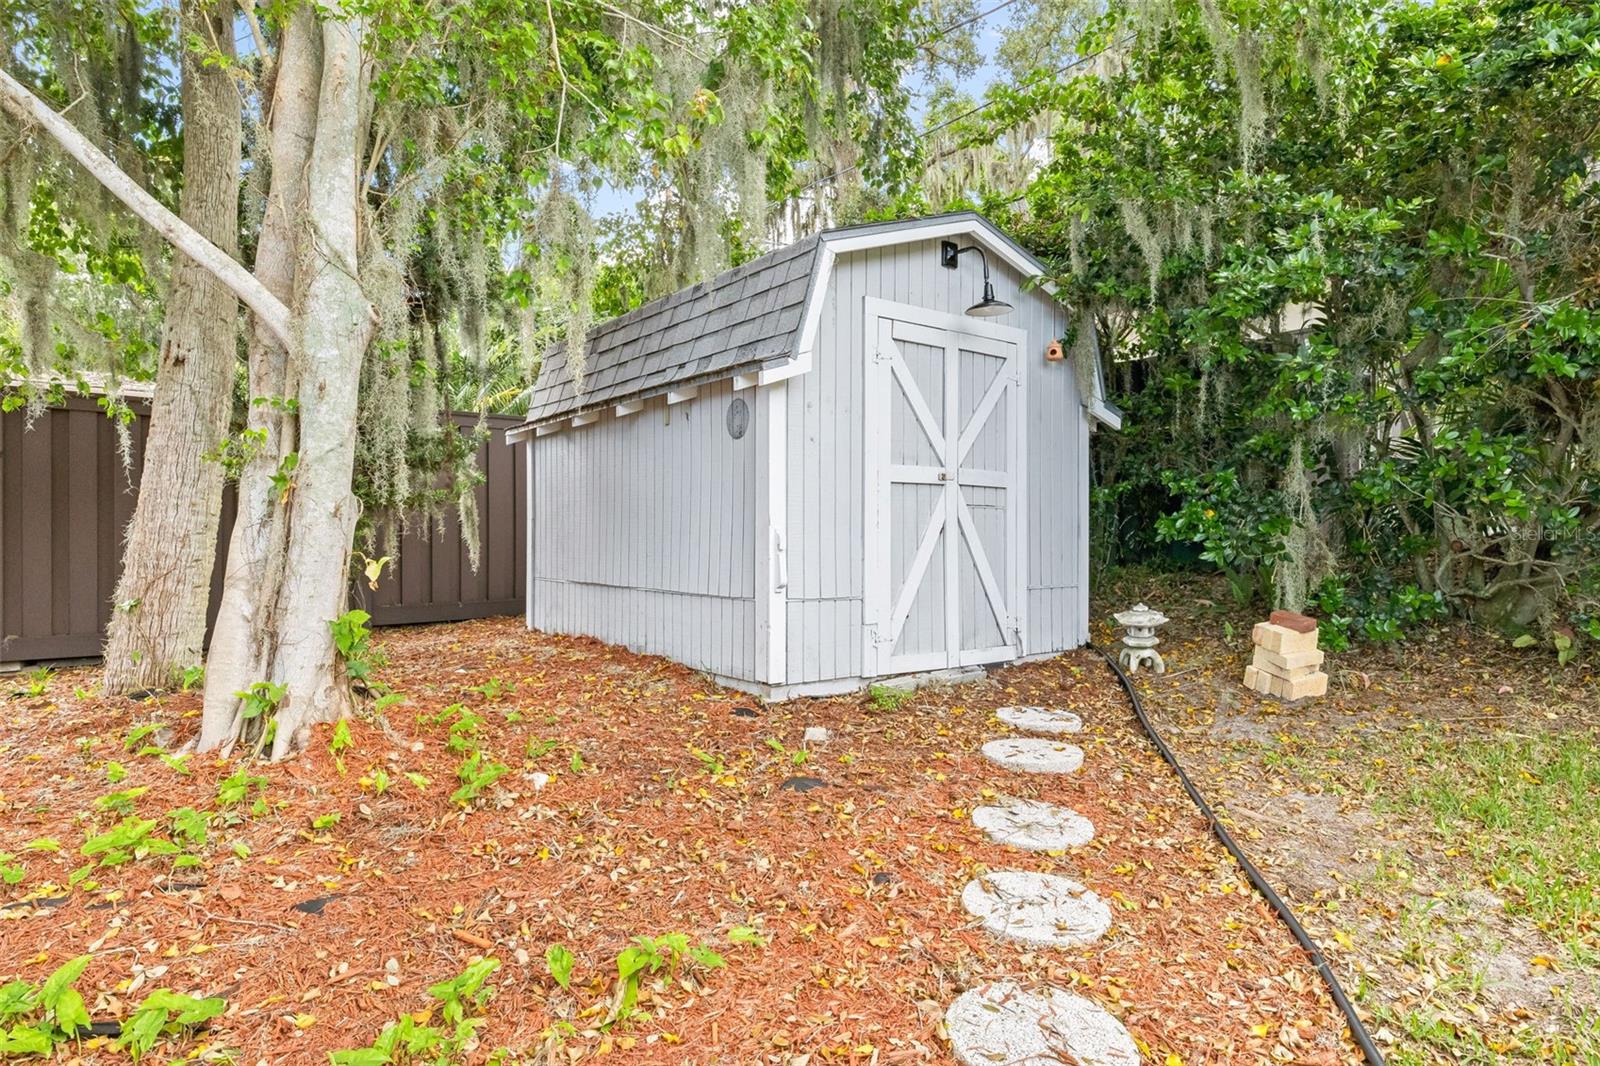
[939,240,1013,318]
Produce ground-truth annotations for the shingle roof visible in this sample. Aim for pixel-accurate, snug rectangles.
[527,235,822,425]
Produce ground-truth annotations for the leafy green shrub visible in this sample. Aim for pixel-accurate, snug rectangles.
[1309,577,1449,648]
[215,767,268,811]
[420,703,483,754]
[866,684,912,711]
[544,944,575,990]
[16,666,53,699]
[235,682,286,730]
[450,751,510,807]
[0,955,92,1054]
[95,786,147,815]
[612,933,724,1021]
[1156,470,1290,606]
[76,807,208,872]
[81,816,164,866]
[169,808,209,860]
[118,988,225,1060]
[1020,0,1600,650]
[330,959,499,1065]
[466,677,514,700]
[330,719,354,756]
[331,609,385,684]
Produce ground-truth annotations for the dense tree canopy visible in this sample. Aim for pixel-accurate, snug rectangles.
[1,0,933,755]
[931,0,1598,652]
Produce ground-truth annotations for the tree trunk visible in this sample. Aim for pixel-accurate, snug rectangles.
[197,7,319,753]
[197,7,373,759]
[265,11,373,760]
[102,0,242,694]
[0,1,364,762]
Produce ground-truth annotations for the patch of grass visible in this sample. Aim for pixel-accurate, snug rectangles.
[1345,729,1600,1062]
[1368,732,1600,952]
[19,666,54,699]
[1371,999,1600,1065]
[1356,887,1600,1063]
[866,684,912,712]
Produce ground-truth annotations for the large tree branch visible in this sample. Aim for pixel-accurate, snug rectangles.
[0,66,293,347]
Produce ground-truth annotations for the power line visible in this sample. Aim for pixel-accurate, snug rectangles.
[920,0,1026,46]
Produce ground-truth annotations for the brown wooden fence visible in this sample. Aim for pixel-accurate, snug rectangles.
[351,411,527,626]
[1,398,525,664]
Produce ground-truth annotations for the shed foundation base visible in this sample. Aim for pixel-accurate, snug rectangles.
[713,666,988,702]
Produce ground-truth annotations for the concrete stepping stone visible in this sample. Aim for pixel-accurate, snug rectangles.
[961,871,1111,947]
[981,737,1083,774]
[945,980,1139,1066]
[972,796,1094,851]
[996,705,1083,735]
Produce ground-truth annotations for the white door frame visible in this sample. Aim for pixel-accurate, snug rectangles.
[862,296,1028,677]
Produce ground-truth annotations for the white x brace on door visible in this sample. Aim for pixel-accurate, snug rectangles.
[863,297,1027,676]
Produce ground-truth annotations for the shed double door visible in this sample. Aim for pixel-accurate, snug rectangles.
[864,299,1026,676]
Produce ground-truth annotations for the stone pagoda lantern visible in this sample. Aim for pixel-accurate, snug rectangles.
[1114,602,1168,674]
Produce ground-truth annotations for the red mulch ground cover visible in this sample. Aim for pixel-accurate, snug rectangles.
[0,619,1358,1064]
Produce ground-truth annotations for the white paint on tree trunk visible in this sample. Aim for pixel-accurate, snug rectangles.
[944,981,1139,1066]
[960,871,1111,947]
[981,737,1084,774]
[971,796,1094,851]
[996,705,1083,735]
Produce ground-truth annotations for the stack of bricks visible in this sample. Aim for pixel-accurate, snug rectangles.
[1245,609,1329,700]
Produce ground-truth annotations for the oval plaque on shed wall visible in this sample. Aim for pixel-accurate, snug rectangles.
[726,397,749,439]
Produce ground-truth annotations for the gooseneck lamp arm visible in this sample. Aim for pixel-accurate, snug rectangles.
[940,241,990,278]
[939,239,1013,317]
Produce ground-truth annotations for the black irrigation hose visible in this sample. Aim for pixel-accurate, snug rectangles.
[1088,643,1386,1066]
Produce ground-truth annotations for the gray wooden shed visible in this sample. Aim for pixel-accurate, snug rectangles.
[510,212,1120,698]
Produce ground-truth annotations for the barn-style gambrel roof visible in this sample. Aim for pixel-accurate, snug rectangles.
[519,212,1120,432]
[525,235,822,425]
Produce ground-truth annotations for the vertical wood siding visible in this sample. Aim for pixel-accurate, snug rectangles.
[531,377,759,680]
[785,237,1087,684]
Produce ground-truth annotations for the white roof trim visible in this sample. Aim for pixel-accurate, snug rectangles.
[763,216,1056,390]
[757,243,834,386]
[819,216,1057,294]
[1081,317,1122,431]
[1088,398,1123,431]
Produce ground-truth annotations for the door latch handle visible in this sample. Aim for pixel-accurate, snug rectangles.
[772,528,788,591]
[938,471,950,481]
